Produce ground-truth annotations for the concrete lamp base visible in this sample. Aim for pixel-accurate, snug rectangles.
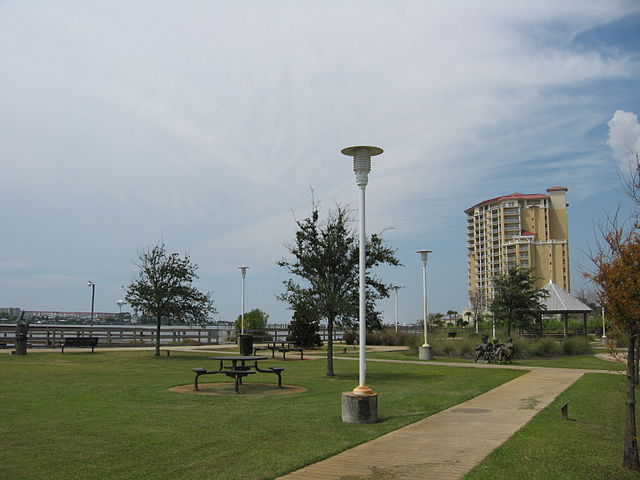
[601,336,608,346]
[342,391,378,424]
[419,345,433,361]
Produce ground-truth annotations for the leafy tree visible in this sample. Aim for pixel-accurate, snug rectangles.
[489,267,548,337]
[427,312,444,328]
[234,308,269,331]
[446,310,459,326]
[126,243,215,356]
[587,153,640,471]
[469,287,486,332]
[278,204,399,376]
[287,301,323,348]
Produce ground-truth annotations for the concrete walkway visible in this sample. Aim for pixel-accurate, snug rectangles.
[278,365,587,480]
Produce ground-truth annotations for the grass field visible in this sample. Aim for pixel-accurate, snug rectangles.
[0,350,523,480]
[357,349,626,371]
[464,372,639,480]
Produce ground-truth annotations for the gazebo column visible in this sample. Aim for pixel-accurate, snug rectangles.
[562,314,568,339]
[583,313,588,337]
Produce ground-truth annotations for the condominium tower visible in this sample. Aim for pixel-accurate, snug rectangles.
[466,187,570,307]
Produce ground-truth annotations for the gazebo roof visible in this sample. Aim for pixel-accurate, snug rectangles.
[541,280,592,314]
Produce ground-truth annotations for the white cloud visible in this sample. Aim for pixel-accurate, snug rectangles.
[607,110,640,173]
[0,1,638,318]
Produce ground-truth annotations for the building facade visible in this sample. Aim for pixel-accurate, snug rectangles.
[466,187,570,308]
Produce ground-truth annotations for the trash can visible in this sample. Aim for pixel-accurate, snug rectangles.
[239,334,254,355]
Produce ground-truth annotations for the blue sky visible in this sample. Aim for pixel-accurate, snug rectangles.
[1,1,639,325]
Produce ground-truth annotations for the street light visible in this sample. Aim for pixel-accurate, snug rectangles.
[116,300,126,323]
[391,285,405,332]
[340,145,383,424]
[417,250,433,360]
[87,281,95,336]
[238,267,249,334]
[601,306,607,345]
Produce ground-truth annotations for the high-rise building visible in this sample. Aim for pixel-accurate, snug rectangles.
[465,187,570,308]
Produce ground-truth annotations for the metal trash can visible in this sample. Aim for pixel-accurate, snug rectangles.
[239,334,254,355]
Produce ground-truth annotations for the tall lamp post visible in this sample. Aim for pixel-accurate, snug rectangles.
[238,267,249,334]
[87,281,95,337]
[601,306,607,345]
[340,145,383,424]
[391,285,405,332]
[116,300,126,323]
[417,250,433,360]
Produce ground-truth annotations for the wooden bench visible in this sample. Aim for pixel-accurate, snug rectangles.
[61,337,99,353]
[446,332,457,339]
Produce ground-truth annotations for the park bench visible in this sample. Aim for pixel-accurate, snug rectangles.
[61,337,99,353]
[446,332,457,339]
[254,342,303,360]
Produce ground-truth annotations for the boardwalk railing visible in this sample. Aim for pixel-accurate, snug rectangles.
[0,324,343,348]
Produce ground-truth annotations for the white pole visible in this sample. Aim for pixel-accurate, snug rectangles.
[358,183,367,389]
[422,264,428,346]
[238,267,249,335]
[394,287,399,332]
[341,145,382,397]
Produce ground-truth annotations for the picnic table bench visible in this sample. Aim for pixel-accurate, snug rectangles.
[192,355,284,393]
[61,337,99,353]
[254,342,304,360]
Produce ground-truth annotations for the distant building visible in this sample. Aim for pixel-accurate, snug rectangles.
[465,187,570,309]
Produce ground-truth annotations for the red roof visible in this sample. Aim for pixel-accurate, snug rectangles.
[520,230,535,236]
[465,192,548,213]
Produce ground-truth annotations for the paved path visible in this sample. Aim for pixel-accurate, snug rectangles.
[278,364,587,480]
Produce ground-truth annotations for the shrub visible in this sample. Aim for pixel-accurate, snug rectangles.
[342,330,356,345]
[530,338,562,356]
[562,336,593,355]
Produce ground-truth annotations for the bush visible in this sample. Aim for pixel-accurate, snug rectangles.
[365,329,411,346]
[562,337,593,355]
[530,338,562,356]
[342,330,356,345]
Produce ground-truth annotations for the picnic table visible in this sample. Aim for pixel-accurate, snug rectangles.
[191,355,284,394]
[254,342,304,360]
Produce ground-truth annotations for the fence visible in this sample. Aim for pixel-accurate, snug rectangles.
[0,324,343,348]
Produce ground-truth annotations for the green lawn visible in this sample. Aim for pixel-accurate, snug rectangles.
[360,350,625,371]
[0,351,522,480]
[464,372,639,480]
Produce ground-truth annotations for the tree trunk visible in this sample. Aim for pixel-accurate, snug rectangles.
[623,335,640,471]
[155,317,161,357]
[326,317,334,376]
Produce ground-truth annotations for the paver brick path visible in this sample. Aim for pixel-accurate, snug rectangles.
[278,367,584,480]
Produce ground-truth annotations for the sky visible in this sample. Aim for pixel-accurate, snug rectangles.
[1,1,640,325]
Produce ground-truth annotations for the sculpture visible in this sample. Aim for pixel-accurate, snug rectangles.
[15,312,29,355]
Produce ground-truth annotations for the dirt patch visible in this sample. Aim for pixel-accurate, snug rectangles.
[169,382,307,396]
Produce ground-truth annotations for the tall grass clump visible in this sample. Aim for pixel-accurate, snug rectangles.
[562,336,593,355]
[530,337,562,356]
[366,328,411,346]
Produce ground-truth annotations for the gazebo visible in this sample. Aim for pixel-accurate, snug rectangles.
[541,280,593,338]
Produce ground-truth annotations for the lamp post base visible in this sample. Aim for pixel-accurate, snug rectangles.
[342,391,378,423]
[419,345,433,361]
[601,335,608,346]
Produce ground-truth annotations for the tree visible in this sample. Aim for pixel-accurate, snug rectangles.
[446,310,459,326]
[278,204,399,376]
[586,153,640,471]
[489,267,548,337]
[234,308,269,331]
[469,287,486,333]
[126,243,215,356]
[287,301,323,348]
